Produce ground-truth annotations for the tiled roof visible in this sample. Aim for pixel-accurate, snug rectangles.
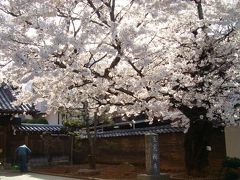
[13,124,63,134]
[78,125,185,139]
[12,124,184,136]
[0,84,34,113]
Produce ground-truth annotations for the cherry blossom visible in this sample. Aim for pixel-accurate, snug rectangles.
[0,0,239,126]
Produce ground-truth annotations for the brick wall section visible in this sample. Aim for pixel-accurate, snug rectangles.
[6,132,71,163]
[74,131,226,173]
[74,133,186,172]
[158,133,185,172]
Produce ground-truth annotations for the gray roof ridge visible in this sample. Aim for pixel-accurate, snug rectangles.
[20,123,63,127]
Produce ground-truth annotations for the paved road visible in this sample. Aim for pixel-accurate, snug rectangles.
[0,170,81,180]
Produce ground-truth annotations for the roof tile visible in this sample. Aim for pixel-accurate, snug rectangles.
[0,84,35,113]
[78,125,185,139]
[13,124,63,134]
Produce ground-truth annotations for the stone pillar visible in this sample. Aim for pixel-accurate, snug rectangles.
[138,133,169,180]
[145,134,160,175]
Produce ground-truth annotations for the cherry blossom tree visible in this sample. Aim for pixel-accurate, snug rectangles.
[0,0,240,173]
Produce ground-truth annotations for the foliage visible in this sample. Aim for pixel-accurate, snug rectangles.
[21,118,48,124]
[62,119,84,127]
[60,108,84,121]
[11,165,19,170]
[223,157,240,180]
[225,171,239,180]
[62,109,112,128]
[223,157,240,169]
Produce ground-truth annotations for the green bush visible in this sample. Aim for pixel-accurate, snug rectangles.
[21,118,48,124]
[223,157,240,169]
[223,157,240,180]
[62,119,84,127]
[225,170,239,180]
[11,165,19,170]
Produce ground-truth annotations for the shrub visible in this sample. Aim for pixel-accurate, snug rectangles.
[225,170,239,180]
[223,157,240,169]
[21,118,48,124]
[223,157,240,180]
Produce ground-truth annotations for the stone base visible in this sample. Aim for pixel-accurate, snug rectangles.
[137,173,170,180]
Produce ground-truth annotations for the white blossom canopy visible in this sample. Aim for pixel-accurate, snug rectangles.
[0,0,239,126]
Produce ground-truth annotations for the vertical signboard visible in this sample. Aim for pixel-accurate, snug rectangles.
[145,133,160,175]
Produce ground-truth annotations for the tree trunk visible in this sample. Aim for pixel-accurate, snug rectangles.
[177,105,213,175]
[184,119,213,176]
[88,138,96,169]
[87,113,97,169]
[83,102,97,169]
[195,0,204,20]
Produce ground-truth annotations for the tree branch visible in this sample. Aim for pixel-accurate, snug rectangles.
[127,60,144,77]
[110,0,115,22]
[194,0,204,20]
[87,0,110,27]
